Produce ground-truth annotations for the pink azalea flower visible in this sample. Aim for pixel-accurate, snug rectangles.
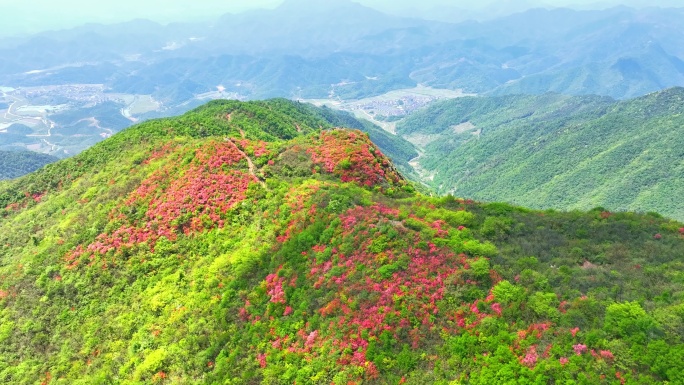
[573,344,587,355]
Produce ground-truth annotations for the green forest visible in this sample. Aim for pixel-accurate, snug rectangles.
[397,88,684,221]
[0,99,683,384]
[0,150,58,180]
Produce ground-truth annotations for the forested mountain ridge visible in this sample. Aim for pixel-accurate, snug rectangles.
[0,150,58,180]
[1,99,683,384]
[399,87,684,221]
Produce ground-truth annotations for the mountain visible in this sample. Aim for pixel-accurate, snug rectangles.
[0,150,58,180]
[3,5,684,161]
[3,5,684,102]
[206,0,451,56]
[404,6,684,99]
[1,99,683,383]
[374,0,549,23]
[397,87,684,220]
[483,7,684,99]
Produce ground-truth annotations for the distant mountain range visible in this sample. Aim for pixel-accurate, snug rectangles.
[397,87,684,220]
[373,0,684,22]
[1,1,684,103]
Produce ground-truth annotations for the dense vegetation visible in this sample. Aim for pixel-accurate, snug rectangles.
[1,99,683,384]
[0,150,58,180]
[398,88,684,221]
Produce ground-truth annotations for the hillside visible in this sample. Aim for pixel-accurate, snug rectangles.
[0,150,58,180]
[1,99,684,384]
[398,88,684,221]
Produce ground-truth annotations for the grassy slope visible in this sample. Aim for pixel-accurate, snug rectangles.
[397,88,684,221]
[0,99,683,384]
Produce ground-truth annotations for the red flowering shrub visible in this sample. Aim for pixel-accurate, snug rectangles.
[65,140,257,269]
[144,142,178,164]
[256,353,267,368]
[235,139,270,158]
[520,346,538,367]
[3,191,46,212]
[306,130,403,188]
[573,344,588,355]
[240,200,480,381]
[265,268,286,304]
[30,192,45,203]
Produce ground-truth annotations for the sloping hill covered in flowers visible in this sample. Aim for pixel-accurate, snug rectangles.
[0,99,683,384]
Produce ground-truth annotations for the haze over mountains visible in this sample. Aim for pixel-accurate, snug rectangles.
[5,0,684,37]
[1,0,683,162]
[3,1,684,101]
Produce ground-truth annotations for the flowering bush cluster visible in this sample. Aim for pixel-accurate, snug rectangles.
[232,189,633,383]
[573,343,588,355]
[3,191,45,212]
[235,139,270,158]
[239,198,485,381]
[306,130,403,188]
[306,205,467,350]
[65,140,257,269]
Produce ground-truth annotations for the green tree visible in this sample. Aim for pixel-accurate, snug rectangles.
[604,302,659,343]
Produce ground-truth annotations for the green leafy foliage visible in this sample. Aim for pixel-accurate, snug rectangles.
[398,88,684,221]
[0,99,683,384]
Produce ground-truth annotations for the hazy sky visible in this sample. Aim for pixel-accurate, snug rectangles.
[0,0,680,37]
